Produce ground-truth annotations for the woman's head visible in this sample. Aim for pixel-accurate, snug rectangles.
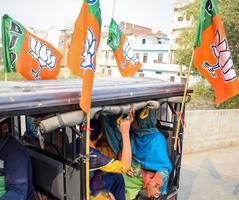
[0,118,9,139]
[131,110,157,130]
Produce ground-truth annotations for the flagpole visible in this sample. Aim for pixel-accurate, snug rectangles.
[86,111,91,200]
[4,72,7,81]
[111,0,116,19]
[174,51,194,151]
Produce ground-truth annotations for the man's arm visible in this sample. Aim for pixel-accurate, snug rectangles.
[0,150,30,200]
[118,118,132,171]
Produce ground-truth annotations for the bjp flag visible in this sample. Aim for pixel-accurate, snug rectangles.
[194,0,239,104]
[2,14,62,80]
[107,18,142,77]
[67,0,101,113]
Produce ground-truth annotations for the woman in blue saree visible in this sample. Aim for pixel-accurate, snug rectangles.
[102,110,172,199]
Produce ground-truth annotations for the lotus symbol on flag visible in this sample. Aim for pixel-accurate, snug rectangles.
[203,29,237,82]
[122,40,139,69]
[88,0,97,5]
[81,28,96,73]
[29,36,57,80]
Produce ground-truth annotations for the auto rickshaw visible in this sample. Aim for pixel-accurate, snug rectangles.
[0,77,192,200]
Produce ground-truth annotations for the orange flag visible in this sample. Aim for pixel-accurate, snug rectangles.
[107,18,142,77]
[194,0,239,104]
[67,0,101,112]
[2,14,62,80]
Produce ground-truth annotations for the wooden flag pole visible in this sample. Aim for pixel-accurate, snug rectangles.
[86,111,91,200]
[174,51,194,151]
[4,73,7,81]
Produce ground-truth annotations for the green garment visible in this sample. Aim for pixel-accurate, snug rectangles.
[123,163,143,200]
[0,176,6,197]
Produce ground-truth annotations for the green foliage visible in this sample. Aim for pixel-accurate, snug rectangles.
[0,69,23,81]
[176,0,239,70]
[175,28,195,69]
[219,0,239,73]
[187,81,215,110]
[176,0,239,109]
[216,95,239,109]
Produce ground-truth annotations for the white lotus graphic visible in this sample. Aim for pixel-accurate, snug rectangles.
[81,28,96,73]
[88,0,97,5]
[203,29,237,82]
[29,36,57,80]
[122,40,139,69]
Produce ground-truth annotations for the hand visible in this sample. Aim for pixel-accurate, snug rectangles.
[107,193,115,200]
[147,181,160,198]
[126,167,135,177]
[118,117,131,136]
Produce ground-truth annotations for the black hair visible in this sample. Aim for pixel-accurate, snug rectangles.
[90,117,103,141]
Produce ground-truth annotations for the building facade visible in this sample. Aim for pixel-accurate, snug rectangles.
[169,0,194,64]
[98,22,183,82]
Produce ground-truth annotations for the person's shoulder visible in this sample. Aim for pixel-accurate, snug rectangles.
[7,135,23,146]
[6,135,29,157]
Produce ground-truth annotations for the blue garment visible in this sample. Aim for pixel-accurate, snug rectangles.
[131,128,172,173]
[131,111,172,173]
[76,138,125,200]
[91,172,125,200]
[90,147,113,170]
[102,112,172,173]
[0,135,34,200]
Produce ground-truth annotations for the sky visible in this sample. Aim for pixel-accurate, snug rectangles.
[0,0,174,35]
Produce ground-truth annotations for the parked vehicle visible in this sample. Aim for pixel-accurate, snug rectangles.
[0,77,192,200]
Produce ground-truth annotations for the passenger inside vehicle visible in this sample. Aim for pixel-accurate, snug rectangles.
[0,118,35,200]
[83,116,132,200]
[102,109,172,200]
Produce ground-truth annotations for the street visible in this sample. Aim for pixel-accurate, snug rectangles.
[179,145,239,200]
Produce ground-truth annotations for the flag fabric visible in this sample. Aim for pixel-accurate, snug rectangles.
[107,18,142,77]
[2,14,62,80]
[67,0,102,113]
[194,0,239,104]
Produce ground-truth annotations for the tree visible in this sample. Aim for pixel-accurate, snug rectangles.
[176,0,239,109]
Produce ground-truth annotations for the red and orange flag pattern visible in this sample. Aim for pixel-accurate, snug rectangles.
[194,0,239,104]
[107,18,142,77]
[2,14,62,80]
[67,0,101,112]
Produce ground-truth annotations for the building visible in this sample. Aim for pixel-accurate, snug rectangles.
[98,22,184,82]
[98,22,170,66]
[169,0,194,64]
[58,29,73,67]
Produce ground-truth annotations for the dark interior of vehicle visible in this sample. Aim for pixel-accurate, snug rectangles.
[8,99,184,200]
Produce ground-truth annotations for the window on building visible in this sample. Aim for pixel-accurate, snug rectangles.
[177,16,183,22]
[139,73,144,77]
[170,76,175,82]
[142,38,146,44]
[154,53,163,63]
[111,53,114,60]
[105,51,109,59]
[156,71,162,75]
[158,53,163,63]
[143,53,148,63]
[107,69,112,76]
[186,15,191,21]
[136,53,140,60]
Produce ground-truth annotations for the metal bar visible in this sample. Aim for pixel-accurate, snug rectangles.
[62,128,67,200]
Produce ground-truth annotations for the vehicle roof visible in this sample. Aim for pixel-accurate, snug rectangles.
[0,77,191,117]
